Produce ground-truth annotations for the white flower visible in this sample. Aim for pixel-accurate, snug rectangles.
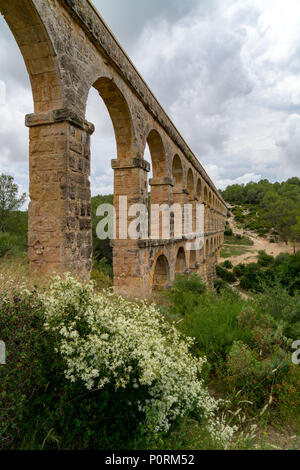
[41,274,235,444]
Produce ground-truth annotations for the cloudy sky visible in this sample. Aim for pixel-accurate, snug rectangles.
[1,0,300,207]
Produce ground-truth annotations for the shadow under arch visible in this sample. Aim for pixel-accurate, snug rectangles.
[146,129,167,178]
[153,254,169,291]
[196,179,202,201]
[172,155,183,187]
[93,77,134,159]
[189,249,196,269]
[175,246,186,274]
[204,186,208,204]
[206,239,209,258]
[187,169,194,200]
[0,0,63,113]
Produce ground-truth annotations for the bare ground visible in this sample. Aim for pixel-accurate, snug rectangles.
[221,213,299,266]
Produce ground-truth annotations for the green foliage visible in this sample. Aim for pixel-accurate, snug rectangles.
[237,251,300,295]
[239,263,265,292]
[221,178,300,242]
[223,304,295,411]
[91,258,113,289]
[255,283,300,339]
[233,263,246,278]
[224,227,233,236]
[166,273,207,316]
[216,265,236,284]
[226,341,290,408]
[274,365,300,420]
[91,194,113,265]
[166,278,251,363]
[224,234,253,246]
[220,245,250,259]
[164,275,300,422]
[0,290,153,449]
[0,276,235,449]
[222,260,233,270]
[213,278,229,294]
[0,174,26,232]
[257,250,274,267]
[0,232,24,257]
[181,294,251,362]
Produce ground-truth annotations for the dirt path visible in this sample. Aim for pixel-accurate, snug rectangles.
[221,213,297,266]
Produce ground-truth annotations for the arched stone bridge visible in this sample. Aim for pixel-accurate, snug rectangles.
[0,0,227,297]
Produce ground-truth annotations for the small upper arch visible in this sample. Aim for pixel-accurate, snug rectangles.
[152,253,170,291]
[175,246,187,274]
[204,186,208,204]
[196,179,202,201]
[172,154,184,187]
[186,168,194,199]
[146,129,167,178]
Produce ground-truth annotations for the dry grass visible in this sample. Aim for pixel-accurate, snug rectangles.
[0,255,51,296]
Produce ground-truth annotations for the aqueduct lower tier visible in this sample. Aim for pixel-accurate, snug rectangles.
[0,0,227,297]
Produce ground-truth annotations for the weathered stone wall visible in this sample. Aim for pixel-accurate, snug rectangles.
[0,0,227,297]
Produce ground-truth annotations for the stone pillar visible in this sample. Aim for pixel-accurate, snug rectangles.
[173,188,188,237]
[111,156,150,297]
[204,202,209,235]
[149,177,173,239]
[26,109,94,280]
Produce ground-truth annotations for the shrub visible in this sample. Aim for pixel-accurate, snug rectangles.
[257,250,274,267]
[0,277,236,449]
[214,278,229,294]
[226,341,290,409]
[172,273,206,295]
[0,232,23,257]
[274,365,300,420]
[165,274,207,316]
[275,253,290,266]
[227,341,260,381]
[222,260,233,270]
[43,276,234,444]
[178,290,252,363]
[255,284,300,339]
[91,258,113,289]
[0,288,48,448]
[224,227,233,236]
[233,264,246,278]
[257,228,269,237]
[239,264,264,292]
[216,265,236,284]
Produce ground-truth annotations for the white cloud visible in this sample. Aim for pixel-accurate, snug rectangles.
[276,114,300,176]
[204,163,262,189]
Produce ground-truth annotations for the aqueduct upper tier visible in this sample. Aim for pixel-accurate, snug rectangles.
[0,0,227,297]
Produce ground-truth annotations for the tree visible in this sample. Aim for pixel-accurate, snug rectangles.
[291,216,300,255]
[0,174,26,232]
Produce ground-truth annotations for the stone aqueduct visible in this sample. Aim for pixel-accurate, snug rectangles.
[0,0,227,297]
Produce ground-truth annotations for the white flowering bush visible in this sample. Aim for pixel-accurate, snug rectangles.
[42,275,235,444]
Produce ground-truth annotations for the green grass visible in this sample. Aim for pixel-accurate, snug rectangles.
[221,245,251,259]
[224,235,254,246]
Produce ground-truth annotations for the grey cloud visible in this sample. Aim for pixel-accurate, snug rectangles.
[276,114,300,173]
[130,4,254,163]
[93,0,212,48]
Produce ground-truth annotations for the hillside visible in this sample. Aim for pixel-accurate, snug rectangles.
[220,207,298,267]
[220,178,300,246]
